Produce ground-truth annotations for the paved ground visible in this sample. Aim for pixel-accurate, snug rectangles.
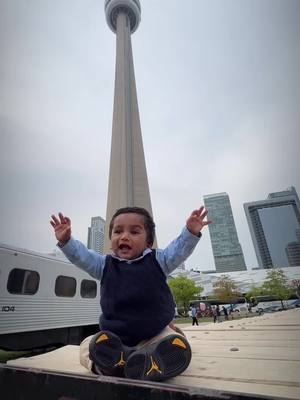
[7,308,300,399]
[170,308,300,399]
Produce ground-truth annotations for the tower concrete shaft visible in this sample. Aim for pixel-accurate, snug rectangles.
[104,6,154,252]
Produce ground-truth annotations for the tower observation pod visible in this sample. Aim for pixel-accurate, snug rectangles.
[105,0,141,33]
[103,0,156,252]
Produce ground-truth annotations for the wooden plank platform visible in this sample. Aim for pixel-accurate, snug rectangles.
[3,308,300,399]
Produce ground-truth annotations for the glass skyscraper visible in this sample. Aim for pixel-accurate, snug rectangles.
[87,216,105,255]
[204,192,247,273]
[244,186,300,268]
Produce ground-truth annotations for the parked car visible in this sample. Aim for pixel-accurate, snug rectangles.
[230,304,249,316]
[290,299,300,308]
[263,305,283,313]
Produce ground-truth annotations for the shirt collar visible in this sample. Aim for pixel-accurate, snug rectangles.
[111,247,152,263]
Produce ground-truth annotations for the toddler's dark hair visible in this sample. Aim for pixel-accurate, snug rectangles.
[109,207,156,246]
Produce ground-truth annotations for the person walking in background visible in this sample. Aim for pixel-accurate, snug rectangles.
[212,306,217,323]
[216,305,221,323]
[222,306,229,321]
[174,306,179,318]
[191,305,199,326]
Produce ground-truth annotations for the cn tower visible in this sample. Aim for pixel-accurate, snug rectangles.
[104,0,155,252]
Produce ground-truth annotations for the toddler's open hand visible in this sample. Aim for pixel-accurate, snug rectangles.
[50,212,71,246]
[186,206,212,236]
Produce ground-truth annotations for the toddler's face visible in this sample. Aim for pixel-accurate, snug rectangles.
[110,213,150,260]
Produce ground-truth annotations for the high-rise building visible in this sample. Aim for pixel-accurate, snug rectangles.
[103,1,155,252]
[87,216,105,254]
[285,228,300,267]
[285,242,300,267]
[244,186,300,268]
[203,192,247,273]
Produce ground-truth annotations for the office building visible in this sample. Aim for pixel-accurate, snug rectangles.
[104,1,155,252]
[203,192,246,273]
[244,186,300,268]
[285,242,300,267]
[87,216,105,254]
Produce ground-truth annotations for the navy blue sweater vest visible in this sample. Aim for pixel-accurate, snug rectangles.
[99,250,175,346]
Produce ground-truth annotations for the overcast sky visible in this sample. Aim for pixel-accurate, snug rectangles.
[1,0,299,271]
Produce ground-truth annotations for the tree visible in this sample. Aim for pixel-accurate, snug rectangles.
[168,275,203,314]
[245,284,270,310]
[245,284,268,301]
[261,269,293,309]
[212,275,241,307]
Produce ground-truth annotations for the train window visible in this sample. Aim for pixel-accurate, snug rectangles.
[81,279,97,298]
[55,275,76,297]
[7,268,40,295]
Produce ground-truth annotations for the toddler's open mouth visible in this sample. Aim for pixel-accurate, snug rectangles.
[119,244,131,251]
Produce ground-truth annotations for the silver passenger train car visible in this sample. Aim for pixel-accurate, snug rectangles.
[0,243,101,350]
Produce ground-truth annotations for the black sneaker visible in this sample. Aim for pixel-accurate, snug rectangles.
[124,334,191,381]
[89,331,135,377]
